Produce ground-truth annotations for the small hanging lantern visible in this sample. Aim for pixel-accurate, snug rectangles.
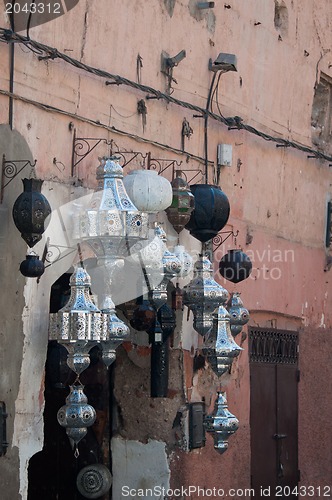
[185,184,230,242]
[100,296,130,367]
[166,171,195,233]
[183,255,228,336]
[12,178,51,248]
[219,249,252,283]
[123,169,173,213]
[57,384,96,446]
[148,225,182,311]
[202,305,242,376]
[204,392,239,454]
[227,292,249,337]
[19,253,45,278]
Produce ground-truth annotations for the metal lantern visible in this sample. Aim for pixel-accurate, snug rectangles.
[49,266,129,373]
[12,178,51,248]
[74,156,149,260]
[57,384,96,446]
[166,171,195,233]
[202,305,242,376]
[219,249,252,283]
[227,292,249,337]
[99,296,130,367]
[123,169,173,213]
[19,254,45,278]
[148,225,182,311]
[204,392,239,454]
[185,184,230,242]
[183,255,228,337]
[172,244,193,278]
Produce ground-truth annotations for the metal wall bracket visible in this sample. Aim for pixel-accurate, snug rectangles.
[212,228,239,251]
[1,154,36,203]
[71,130,112,176]
[0,402,8,456]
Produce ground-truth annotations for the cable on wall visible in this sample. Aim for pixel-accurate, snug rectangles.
[0,88,213,168]
[0,29,332,164]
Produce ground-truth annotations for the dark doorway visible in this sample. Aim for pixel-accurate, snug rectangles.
[28,272,111,500]
[249,327,299,499]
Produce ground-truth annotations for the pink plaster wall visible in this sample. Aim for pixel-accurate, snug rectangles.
[0,0,332,496]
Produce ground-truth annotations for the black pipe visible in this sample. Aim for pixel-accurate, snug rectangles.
[204,72,217,184]
[150,338,169,398]
[9,7,15,129]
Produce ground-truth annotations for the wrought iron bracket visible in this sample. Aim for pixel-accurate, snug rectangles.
[212,229,239,251]
[71,130,113,176]
[1,154,36,203]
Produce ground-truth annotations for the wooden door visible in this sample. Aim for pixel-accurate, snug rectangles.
[249,328,299,499]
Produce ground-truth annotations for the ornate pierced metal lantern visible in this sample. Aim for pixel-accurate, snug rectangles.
[12,178,51,247]
[73,156,149,262]
[49,265,129,449]
[57,385,96,446]
[202,304,242,376]
[12,177,51,277]
[219,249,252,283]
[49,266,129,374]
[166,171,195,233]
[227,292,249,337]
[183,255,228,337]
[185,184,230,242]
[204,392,239,454]
[148,225,182,312]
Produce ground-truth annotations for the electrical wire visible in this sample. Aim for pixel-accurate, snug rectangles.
[0,28,332,164]
[0,88,213,167]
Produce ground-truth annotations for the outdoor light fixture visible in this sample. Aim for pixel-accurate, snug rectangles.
[185,184,230,243]
[12,175,51,278]
[208,52,237,73]
[204,392,239,454]
[202,302,243,376]
[166,171,195,234]
[49,265,129,450]
[219,249,252,283]
[123,169,173,214]
[183,255,228,337]
[227,292,249,337]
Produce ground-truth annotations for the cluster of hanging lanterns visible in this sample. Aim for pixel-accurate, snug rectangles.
[11,154,253,456]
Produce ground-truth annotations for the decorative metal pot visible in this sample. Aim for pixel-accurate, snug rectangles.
[12,178,51,248]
